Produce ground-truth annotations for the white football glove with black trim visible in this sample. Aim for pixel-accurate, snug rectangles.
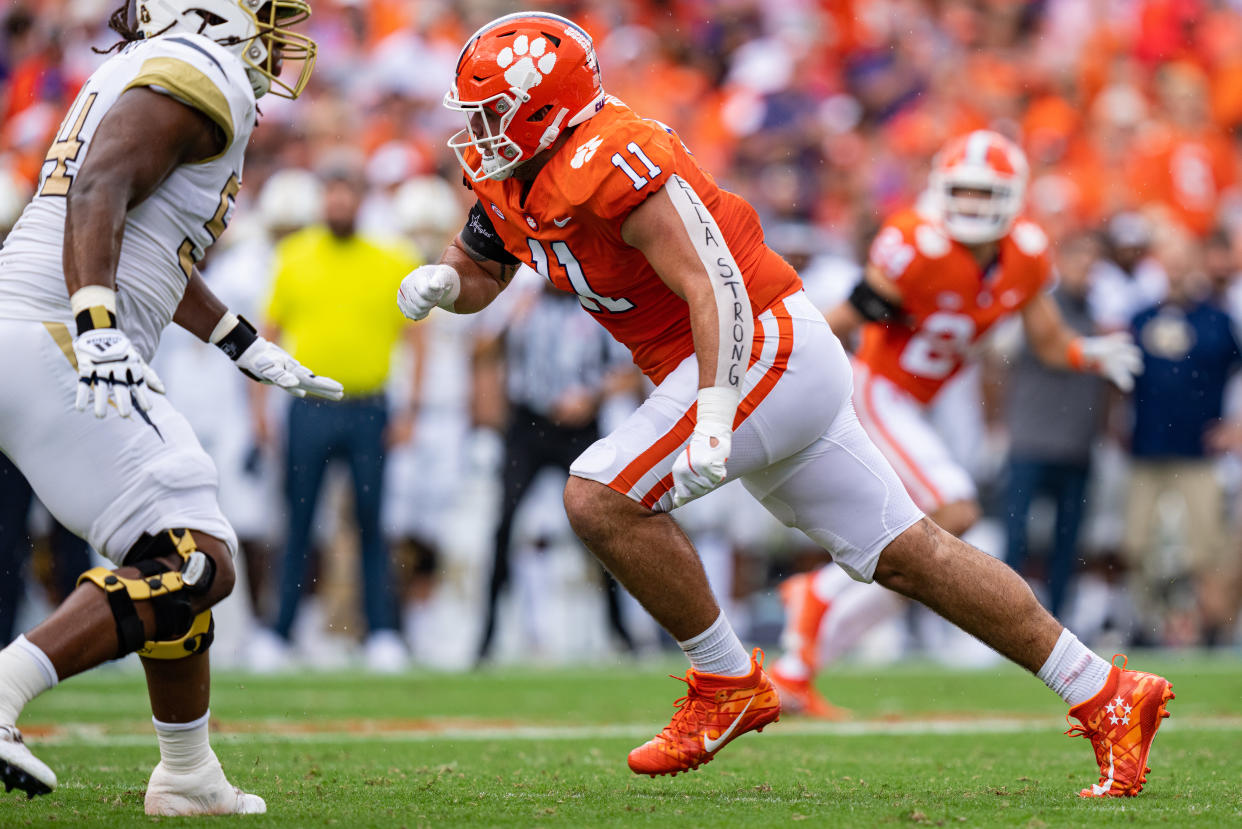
[235,338,344,400]
[72,328,165,418]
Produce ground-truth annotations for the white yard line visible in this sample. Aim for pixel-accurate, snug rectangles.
[30,716,1239,746]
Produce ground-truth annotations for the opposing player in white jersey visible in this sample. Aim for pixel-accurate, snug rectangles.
[0,0,341,815]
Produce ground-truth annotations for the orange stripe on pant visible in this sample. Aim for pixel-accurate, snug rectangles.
[858,370,944,509]
[607,311,772,497]
[637,303,796,509]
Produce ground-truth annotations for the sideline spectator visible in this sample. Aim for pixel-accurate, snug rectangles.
[1125,227,1242,645]
[1089,211,1167,332]
[252,152,424,672]
[1003,231,1109,617]
[472,270,639,665]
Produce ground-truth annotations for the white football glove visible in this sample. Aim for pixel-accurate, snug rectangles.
[72,328,165,418]
[672,427,731,507]
[397,264,460,321]
[1076,332,1144,393]
[671,387,739,507]
[235,338,344,400]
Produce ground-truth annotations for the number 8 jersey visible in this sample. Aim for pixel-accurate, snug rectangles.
[462,96,801,384]
[857,207,1053,404]
[0,33,256,362]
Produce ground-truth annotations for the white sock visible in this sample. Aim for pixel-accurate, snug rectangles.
[0,635,58,725]
[679,612,751,677]
[1036,628,1112,707]
[773,652,810,680]
[153,710,214,774]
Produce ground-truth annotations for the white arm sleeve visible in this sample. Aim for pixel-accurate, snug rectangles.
[663,175,754,411]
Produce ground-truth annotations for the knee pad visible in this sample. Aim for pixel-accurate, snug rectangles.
[77,529,217,659]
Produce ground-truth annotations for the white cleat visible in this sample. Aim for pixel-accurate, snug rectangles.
[144,753,266,816]
[0,725,56,798]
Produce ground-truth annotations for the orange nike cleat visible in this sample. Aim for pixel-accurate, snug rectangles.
[628,648,781,777]
[779,572,830,670]
[769,666,850,721]
[1066,654,1174,797]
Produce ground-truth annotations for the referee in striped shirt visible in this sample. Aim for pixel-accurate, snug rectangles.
[475,272,638,663]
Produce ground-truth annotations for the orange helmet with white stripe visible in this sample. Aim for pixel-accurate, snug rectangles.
[927,130,1029,244]
[445,11,606,182]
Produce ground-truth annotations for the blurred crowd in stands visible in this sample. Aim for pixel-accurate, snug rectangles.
[3,0,1242,670]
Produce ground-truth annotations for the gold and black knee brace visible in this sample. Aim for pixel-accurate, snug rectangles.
[77,529,216,660]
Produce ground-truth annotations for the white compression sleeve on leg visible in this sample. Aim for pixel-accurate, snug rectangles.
[664,174,754,399]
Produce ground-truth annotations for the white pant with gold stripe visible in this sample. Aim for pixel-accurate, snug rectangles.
[0,319,236,565]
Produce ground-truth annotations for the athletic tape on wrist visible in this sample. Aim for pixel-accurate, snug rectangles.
[214,314,259,361]
[696,386,740,434]
[208,312,239,345]
[70,285,118,334]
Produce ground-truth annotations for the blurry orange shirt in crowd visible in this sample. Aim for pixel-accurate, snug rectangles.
[1134,0,1205,66]
[1127,123,1236,236]
[1199,8,1242,129]
[3,54,53,123]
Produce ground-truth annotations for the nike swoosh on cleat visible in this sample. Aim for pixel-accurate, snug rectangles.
[1091,746,1115,796]
[703,696,756,754]
[553,217,572,227]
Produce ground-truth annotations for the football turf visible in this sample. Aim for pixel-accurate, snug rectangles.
[2,653,1239,827]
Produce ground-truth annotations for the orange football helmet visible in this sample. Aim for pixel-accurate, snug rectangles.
[927,130,1029,244]
[445,11,606,182]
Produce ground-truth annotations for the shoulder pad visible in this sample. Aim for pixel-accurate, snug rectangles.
[558,114,676,212]
[914,223,952,259]
[1009,221,1049,257]
[124,34,255,155]
[868,225,916,278]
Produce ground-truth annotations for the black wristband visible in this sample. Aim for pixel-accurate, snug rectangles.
[74,306,118,335]
[216,315,259,360]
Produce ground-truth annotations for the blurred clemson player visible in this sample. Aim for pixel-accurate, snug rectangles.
[399,14,1173,795]
[773,131,1171,792]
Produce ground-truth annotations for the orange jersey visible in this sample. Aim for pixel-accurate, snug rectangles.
[464,96,801,384]
[856,208,1053,404]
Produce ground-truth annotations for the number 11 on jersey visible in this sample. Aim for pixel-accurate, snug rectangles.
[527,238,634,313]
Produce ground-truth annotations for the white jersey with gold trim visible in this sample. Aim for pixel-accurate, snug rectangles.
[0,32,255,361]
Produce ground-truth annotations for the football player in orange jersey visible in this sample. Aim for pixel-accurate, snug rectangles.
[772,130,1164,777]
[773,132,1145,715]
[398,15,1173,795]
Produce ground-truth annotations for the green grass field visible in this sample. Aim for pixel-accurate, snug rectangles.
[2,652,1240,827]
